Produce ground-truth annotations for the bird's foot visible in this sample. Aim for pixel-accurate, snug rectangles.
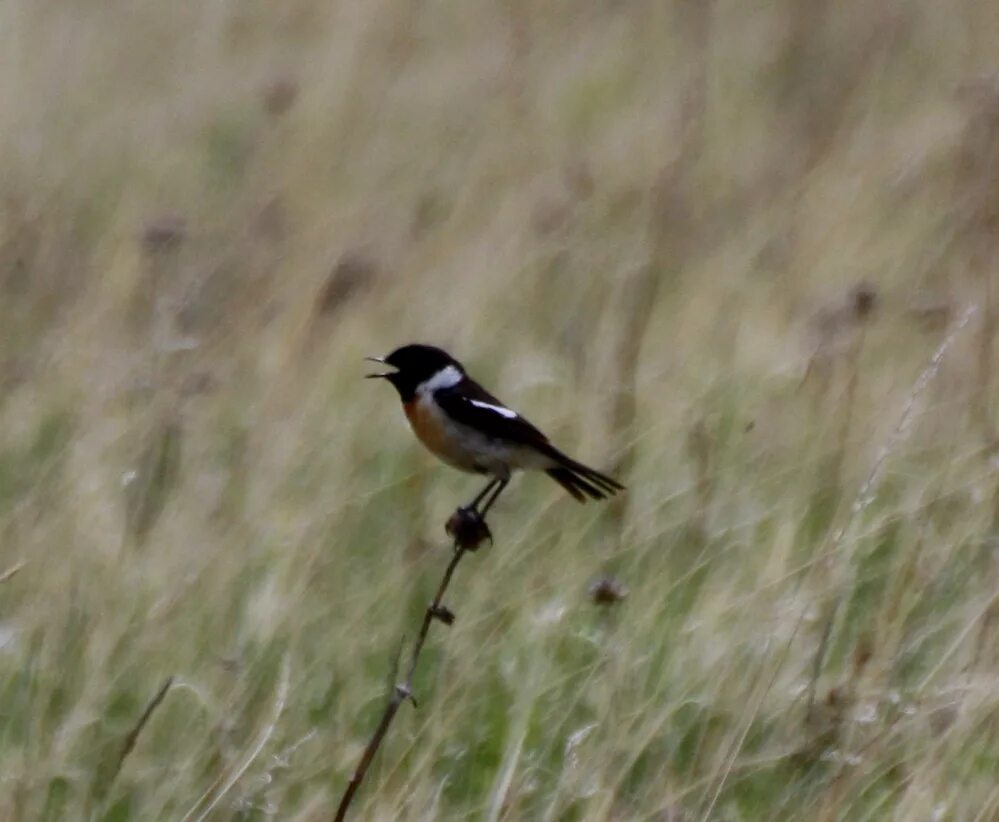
[446,507,492,551]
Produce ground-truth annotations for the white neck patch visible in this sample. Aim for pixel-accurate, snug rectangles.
[418,364,463,395]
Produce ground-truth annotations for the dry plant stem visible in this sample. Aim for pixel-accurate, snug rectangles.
[0,560,25,583]
[605,3,711,544]
[806,305,978,715]
[110,675,174,783]
[182,654,290,822]
[975,269,995,442]
[333,539,470,822]
[971,482,999,673]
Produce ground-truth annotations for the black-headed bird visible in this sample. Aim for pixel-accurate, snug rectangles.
[367,344,623,516]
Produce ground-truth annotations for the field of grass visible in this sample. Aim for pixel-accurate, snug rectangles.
[2,1,999,819]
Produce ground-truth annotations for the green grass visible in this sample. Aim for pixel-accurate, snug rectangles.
[1,0,999,819]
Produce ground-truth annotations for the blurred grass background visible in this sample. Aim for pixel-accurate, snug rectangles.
[2,0,999,819]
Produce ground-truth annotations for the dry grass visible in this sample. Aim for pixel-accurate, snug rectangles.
[2,1,999,819]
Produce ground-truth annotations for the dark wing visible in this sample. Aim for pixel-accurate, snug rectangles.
[439,378,625,502]
[434,378,551,446]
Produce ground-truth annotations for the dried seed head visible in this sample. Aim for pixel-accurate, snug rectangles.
[531,195,571,237]
[445,508,492,550]
[850,282,878,321]
[588,575,628,606]
[142,214,186,255]
[315,251,377,317]
[825,686,849,709]
[430,604,456,625]
[852,636,873,674]
[180,371,218,397]
[261,76,299,118]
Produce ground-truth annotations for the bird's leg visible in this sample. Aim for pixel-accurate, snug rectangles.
[478,478,509,518]
[465,478,500,513]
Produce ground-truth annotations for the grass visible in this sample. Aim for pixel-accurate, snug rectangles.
[2,0,999,819]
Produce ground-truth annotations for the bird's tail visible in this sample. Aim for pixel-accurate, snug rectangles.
[543,448,625,503]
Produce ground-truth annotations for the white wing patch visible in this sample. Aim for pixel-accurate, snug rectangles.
[470,399,518,419]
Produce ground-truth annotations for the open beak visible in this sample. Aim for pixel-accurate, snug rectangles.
[364,356,393,379]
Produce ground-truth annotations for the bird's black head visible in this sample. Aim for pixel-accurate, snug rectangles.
[366,344,464,401]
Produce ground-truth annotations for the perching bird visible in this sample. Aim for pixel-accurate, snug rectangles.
[366,344,623,517]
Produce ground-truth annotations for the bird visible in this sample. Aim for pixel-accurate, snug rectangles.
[366,344,624,518]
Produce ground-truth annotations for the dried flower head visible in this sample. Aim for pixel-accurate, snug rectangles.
[142,214,186,255]
[588,575,628,606]
[445,507,492,551]
[315,251,377,316]
[850,282,878,321]
[261,76,299,118]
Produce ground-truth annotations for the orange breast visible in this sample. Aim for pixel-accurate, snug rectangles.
[404,398,463,466]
